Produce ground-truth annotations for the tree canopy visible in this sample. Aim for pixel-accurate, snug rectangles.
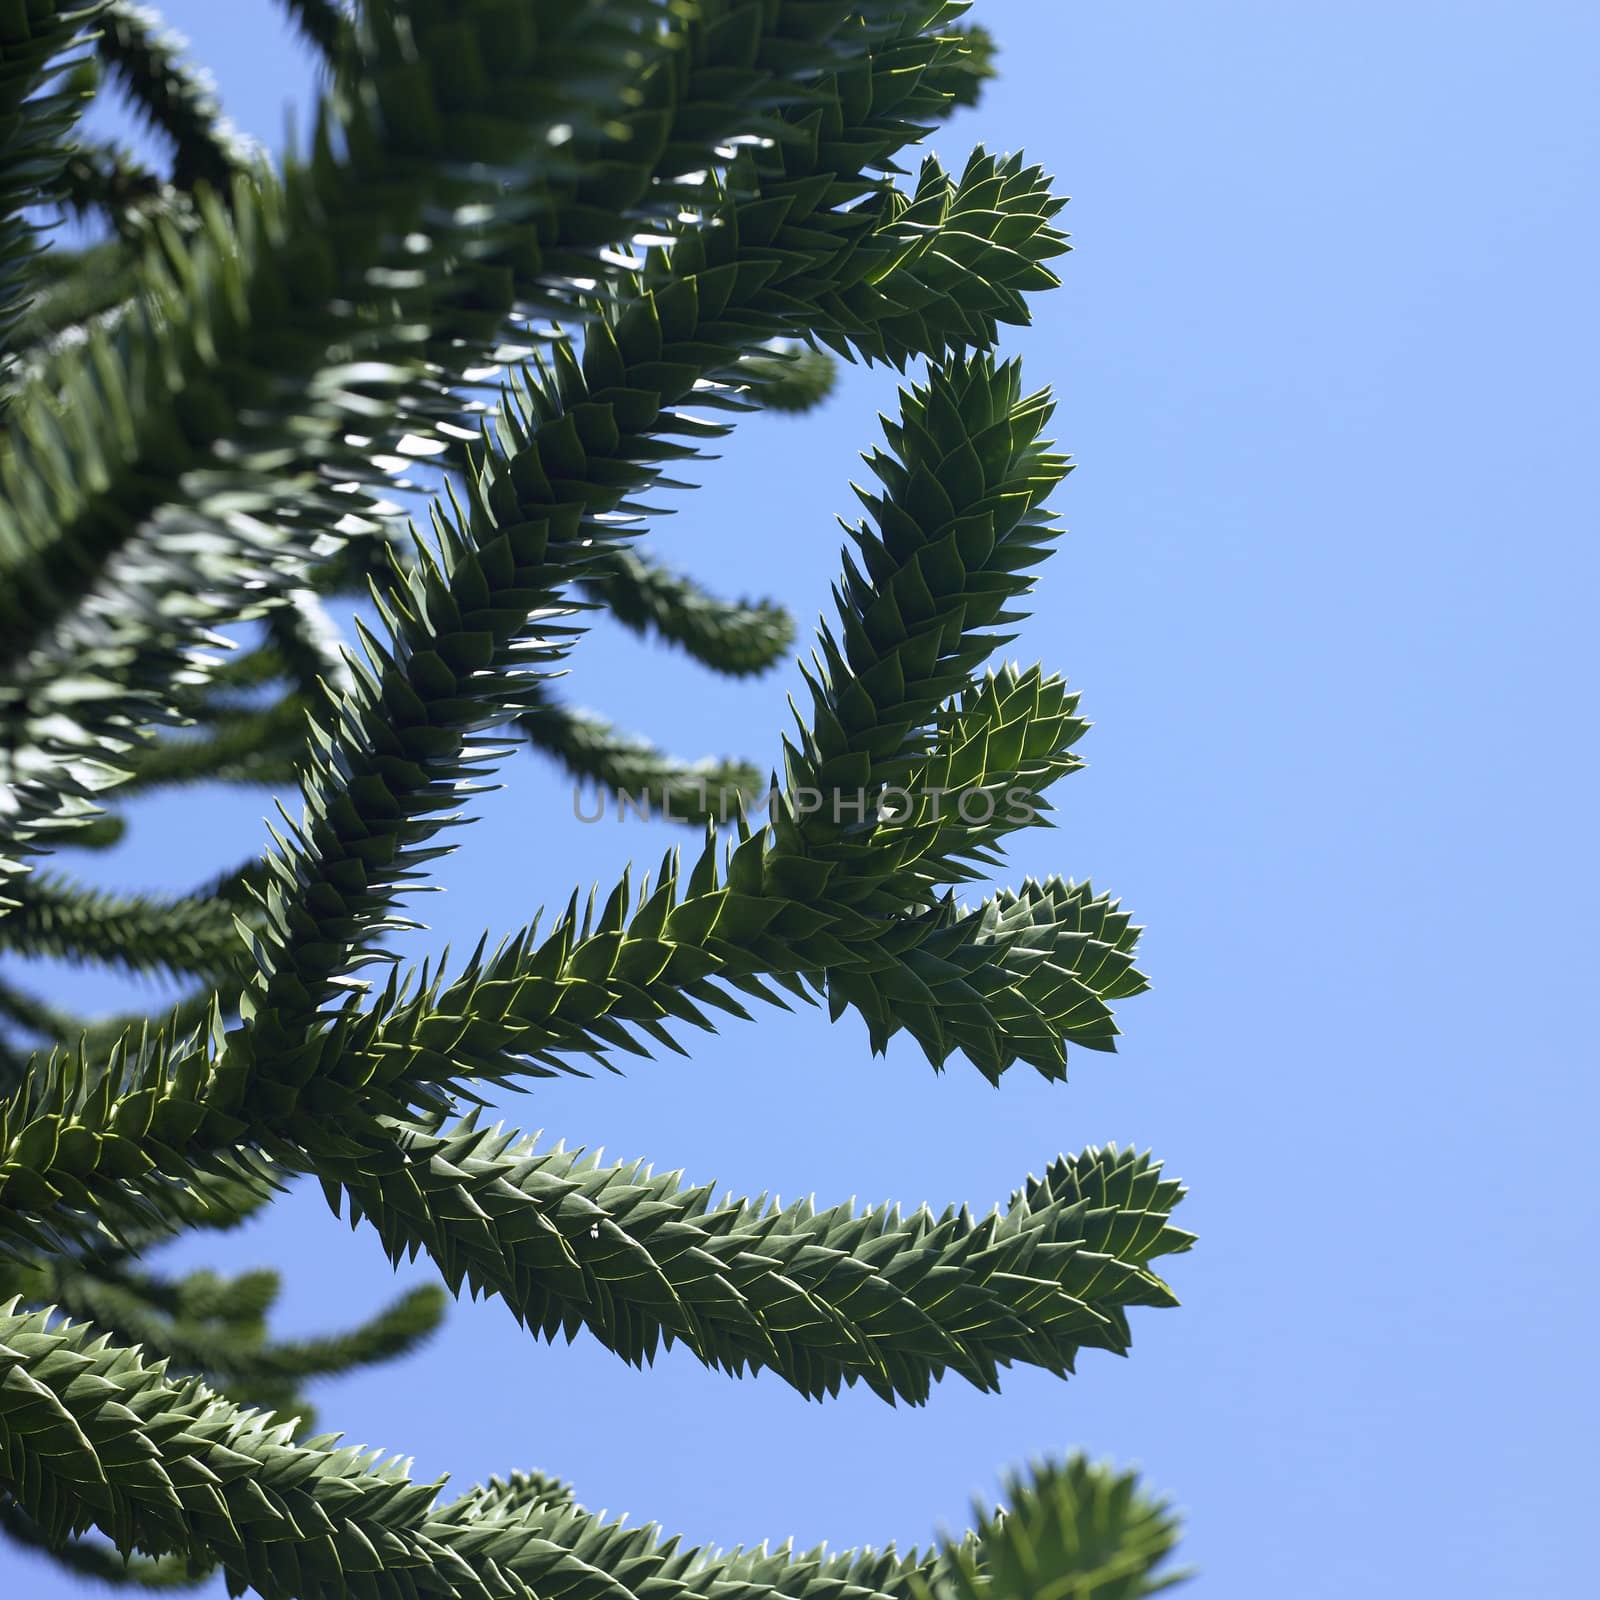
[0,5,1193,1596]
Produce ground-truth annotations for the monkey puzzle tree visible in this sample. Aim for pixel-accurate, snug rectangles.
[0,3,1193,1595]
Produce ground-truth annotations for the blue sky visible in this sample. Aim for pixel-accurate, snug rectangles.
[7,2,1599,1595]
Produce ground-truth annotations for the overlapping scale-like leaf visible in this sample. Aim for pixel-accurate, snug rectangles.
[0,16,1194,1595]
[0,1300,1186,1600]
[1,0,664,692]
[520,695,764,829]
[0,869,248,981]
[910,1457,1189,1600]
[226,147,1071,1096]
[26,1258,445,1399]
[790,354,1067,825]
[0,0,958,673]
[0,0,1062,1017]
[0,1498,212,1591]
[0,1299,491,1599]
[0,0,881,884]
[2,1296,925,1599]
[324,847,1142,1112]
[321,1126,1188,1405]
[0,2,101,372]
[96,2,252,194]
[578,549,796,677]
[1,1,1013,897]
[0,345,1137,1280]
[0,1018,281,1258]
[874,662,1091,888]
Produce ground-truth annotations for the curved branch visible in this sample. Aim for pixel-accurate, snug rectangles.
[325,1127,1190,1405]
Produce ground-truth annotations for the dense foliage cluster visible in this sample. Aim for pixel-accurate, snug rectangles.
[0,4,1193,1595]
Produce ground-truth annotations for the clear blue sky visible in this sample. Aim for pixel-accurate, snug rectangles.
[8,3,1599,1595]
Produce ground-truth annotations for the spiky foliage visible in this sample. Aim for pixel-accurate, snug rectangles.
[0,3,1195,1595]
